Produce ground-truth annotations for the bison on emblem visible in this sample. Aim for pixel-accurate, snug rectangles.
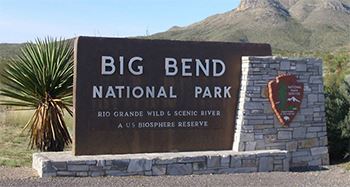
[268,74,304,126]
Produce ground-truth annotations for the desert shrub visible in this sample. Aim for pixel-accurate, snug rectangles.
[0,38,73,151]
[325,81,350,161]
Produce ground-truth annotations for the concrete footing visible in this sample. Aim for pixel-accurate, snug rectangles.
[33,150,289,177]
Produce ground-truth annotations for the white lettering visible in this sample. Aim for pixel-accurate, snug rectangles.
[214,87,222,98]
[105,86,116,98]
[165,58,226,77]
[213,59,226,77]
[132,86,144,98]
[119,56,124,75]
[93,86,103,98]
[157,87,167,98]
[129,57,143,75]
[169,86,177,98]
[195,59,209,76]
[194,86,231,98]
[115,86,125,98]
[202,87,212,98]
[224,86,232,98]
[195,86,202,98]
[181,58,192,76]
[165,58,178,76]
[146,86,155,98]
[101,56,115,75]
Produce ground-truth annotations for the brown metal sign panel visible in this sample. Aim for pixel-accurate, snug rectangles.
[73,36,272,155]
[268,74,304,126]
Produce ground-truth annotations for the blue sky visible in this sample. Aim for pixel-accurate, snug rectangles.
[0,0,240,43]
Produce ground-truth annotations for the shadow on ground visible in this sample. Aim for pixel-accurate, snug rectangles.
[290,166,329,172]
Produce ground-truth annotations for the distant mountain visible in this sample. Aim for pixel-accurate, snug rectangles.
[0,43,22,60]
[0,0,349,54]
[148,0,350,51]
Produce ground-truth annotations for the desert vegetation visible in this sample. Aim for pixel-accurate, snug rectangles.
[275,50,350,162]
[0,38,73,153]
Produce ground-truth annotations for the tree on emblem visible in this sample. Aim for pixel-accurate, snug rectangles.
[278,81,287,110]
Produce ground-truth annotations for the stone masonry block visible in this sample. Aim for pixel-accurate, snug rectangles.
[286,141,298,152]
[67,165,89,172]
[106,170,126,176]
[85,160,97,165]
[89,166,103,171]
[154,158,177,165]
[322,154,330,165]
[311,147,328,156]
[308,127,323,132]
[244,103,264,110]
[319,137,328,146]
[278,131,292,140]
[308,159,322,166]
[221,155,230,168]
[96,160,106,167]
[52,162,67,171]
[310,76,323,84]
[41,161,56,173]
[293,127,306,139]
[298,138,319,148]
[193,162,206,171]
[242,159,256,167]
[292,150,310,157]
[178,156,206,163]
[112,159,129,170]
[127,159,152,172]
[207,156,221,169]
[306,133,317,138]
[292,156,312,164]
[167,164,192,175]
[239,133,255,142]
[245,142,257,151]
[280,61,291,70]
[230,157,242,168]
[296,63,307,71]
[265,134,277,144]
[76,172,88,177]
[152,165,166,176]
[90,171,105,177]
[274,164,283,171]
[259,157,274,172]
[308,94,318,104]
[57,171,76,176]
[67,160,86,165]
[283,158,290,171]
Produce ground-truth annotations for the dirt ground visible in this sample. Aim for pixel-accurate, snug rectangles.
[0,165,350,187]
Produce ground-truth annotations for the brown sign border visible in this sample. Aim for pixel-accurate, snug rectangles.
[73,36,272,155]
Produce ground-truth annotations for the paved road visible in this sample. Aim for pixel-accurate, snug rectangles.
[1,165,350,187]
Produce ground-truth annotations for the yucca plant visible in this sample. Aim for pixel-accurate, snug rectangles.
[0,38,73,151]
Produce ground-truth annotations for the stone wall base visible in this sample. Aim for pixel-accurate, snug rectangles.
[33,150,289,177]
[233,56,329,167]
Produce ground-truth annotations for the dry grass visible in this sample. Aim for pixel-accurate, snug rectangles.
[0,106,73,167]
[342,161,350,171]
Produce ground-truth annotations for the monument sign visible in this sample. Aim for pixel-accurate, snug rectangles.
[33,42,328,177]
[74,37,271,155]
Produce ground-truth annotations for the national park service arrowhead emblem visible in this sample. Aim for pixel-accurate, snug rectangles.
[268,75,304,127]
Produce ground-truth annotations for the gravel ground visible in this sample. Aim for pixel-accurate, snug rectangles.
[1,165,350,187]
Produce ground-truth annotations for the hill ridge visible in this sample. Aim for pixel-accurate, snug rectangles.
[148,0,350,51]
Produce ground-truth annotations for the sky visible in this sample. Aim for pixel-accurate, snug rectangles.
[0,0,240,43]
